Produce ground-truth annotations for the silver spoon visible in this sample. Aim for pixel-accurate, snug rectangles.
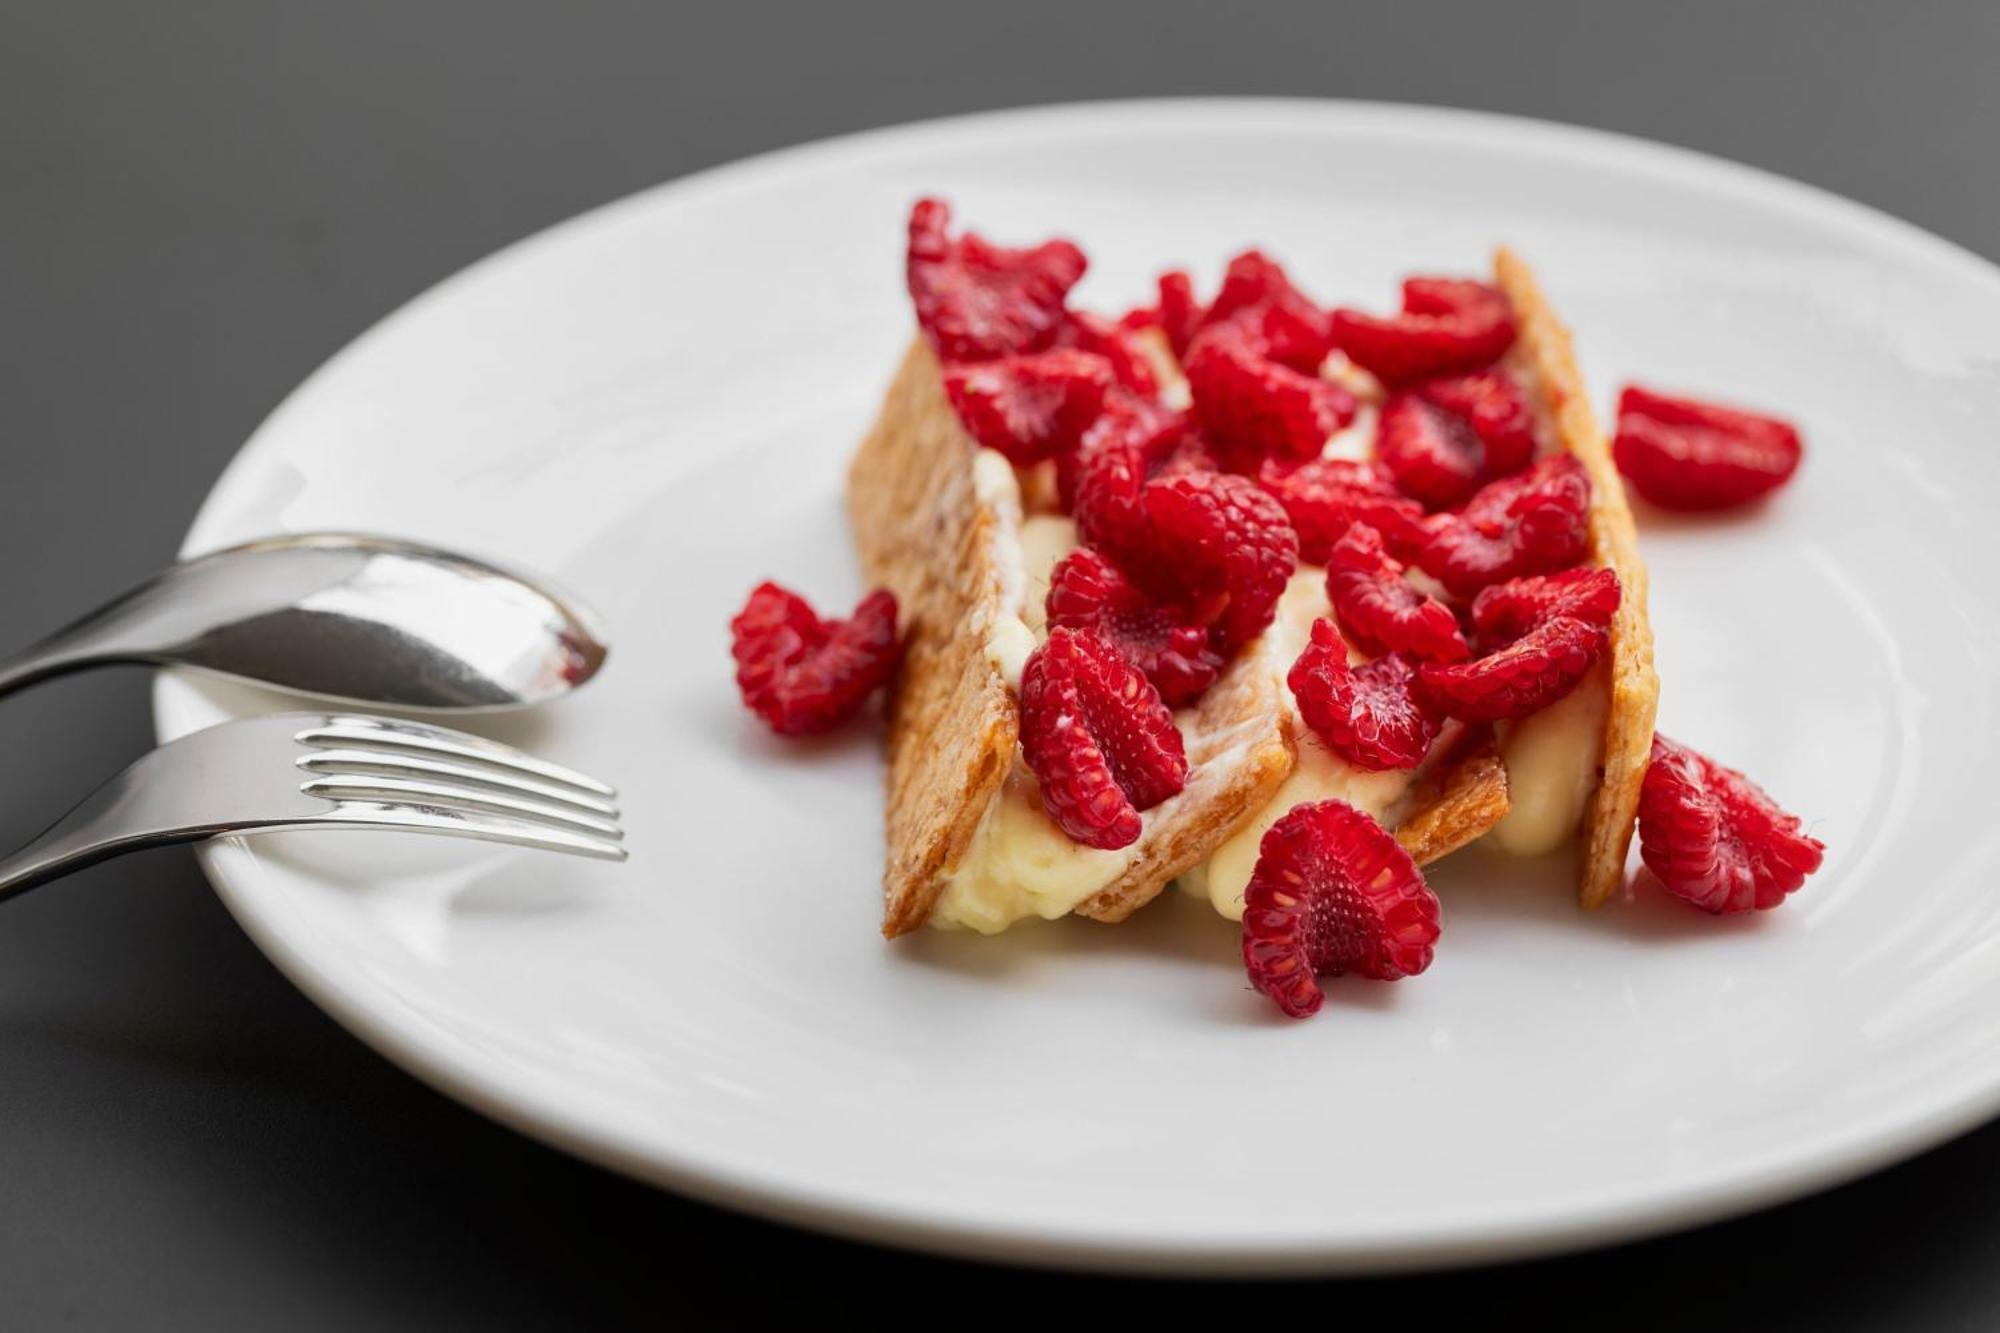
[0,533,609,711]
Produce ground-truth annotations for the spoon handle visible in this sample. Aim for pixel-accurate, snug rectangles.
[0,579,171,697]
[0,639,105,698]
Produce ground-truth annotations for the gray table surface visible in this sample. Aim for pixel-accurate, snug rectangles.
[5,1,1997,1325]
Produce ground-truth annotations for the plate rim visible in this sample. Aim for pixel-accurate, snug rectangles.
[159,95,2000,1276]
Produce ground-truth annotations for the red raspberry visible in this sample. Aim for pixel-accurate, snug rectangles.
[1613,385,1805,511]
[1417,454,1592,597]
[729,582,901,736]
[1639,736,1824,913]
[1055,311,1161,398]
[1330,276,1517,387]
[1417,613,1607,723]
[1423,372,1536,469]
[1242,800,1441,1018]
[905,197,1086,362]
[1062,393,1190,557]
[1202,250,1334,374]
[1184,321,1356,469]
[1155,269,1205,357]
[1142,470,1300,654]
[1325,524,1469,663]
[1378,371,1537,511]
[942,349,1114,466]
[1287,619,1442,771]
[1153,429,1222,482]
[1404,276,1507,315]
[1470,566,1621,647]
[1044,548,1223,707]
[1018,628,1189,850]
[1254,456,1435,565]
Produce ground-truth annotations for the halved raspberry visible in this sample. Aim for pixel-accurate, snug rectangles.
[1018,628,1189,850]
[942,349,1114,465]
[1044,548,1222,706]
[1242,799,1441,1018]
[1056,311,1161,398]
[1377,373,1531,511]
[1062,393,1190,557]
[729,582,901,736]
[1203,250,1334,374]
[1378,371,1537,511]
[1287,619,1442,770]
[906,197,1087,362]
[1639,735,1824,913]
[1417,613,1606,723]
[1613,385,1805,511]
[1325,524,1469,662]
[1254,456,1435,564]
[1330,276,1517,387]
[1184,321,1356,469]
[1142,470,1300,654]
[1418,454,1592,597]
[1470,566,1622,647]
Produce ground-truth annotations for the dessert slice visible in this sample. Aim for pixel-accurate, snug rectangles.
[735,202,1820,1020]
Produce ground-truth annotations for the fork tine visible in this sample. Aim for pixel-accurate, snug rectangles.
[301,774,625,839]
[297,749,620,817]
[296,717,615,797]
[327,800,629,861]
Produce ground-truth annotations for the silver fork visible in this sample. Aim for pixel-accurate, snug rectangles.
[0,712,626,905]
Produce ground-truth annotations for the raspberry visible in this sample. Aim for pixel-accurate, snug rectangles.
[1287,619,1442,771]
[1063,393,1190,557]
[1417,454,1592,597]
[1254,456,1435,565]
[1056,310,1161,398]
[942,349,1114,466]
[1613,385,1805,511]
[1403,276,1505,315]
[1142,470,1300,654]
[1155,269,1205,357]
[1470,566,1621,647]
[1153,429,1222,482]
[1203,250,1334,374]
[1018,628,1189,850]
[1184,321,1356,469]
[905,197,1087,362]
[1417,613,1606,723]
[1044,548,1222,706]
[1378,371,1537,511]
[1325,524,1469,662]
[1376,381,1526,514]
[1639,736,1824,913]
[1330,276,1517,387]
[729,582,900,736]
[1241,800,1441,1018]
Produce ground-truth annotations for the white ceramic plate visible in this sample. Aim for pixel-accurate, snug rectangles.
[158,100,2000,1275]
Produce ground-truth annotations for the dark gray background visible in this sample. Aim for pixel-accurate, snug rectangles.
[3,1,1994,1325]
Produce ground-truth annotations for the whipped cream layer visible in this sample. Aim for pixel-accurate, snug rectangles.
[1486,661,1608,855]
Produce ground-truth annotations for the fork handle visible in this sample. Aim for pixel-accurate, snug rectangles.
[0,739,286,903]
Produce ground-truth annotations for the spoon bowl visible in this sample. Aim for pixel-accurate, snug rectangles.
[0,533,608,711]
